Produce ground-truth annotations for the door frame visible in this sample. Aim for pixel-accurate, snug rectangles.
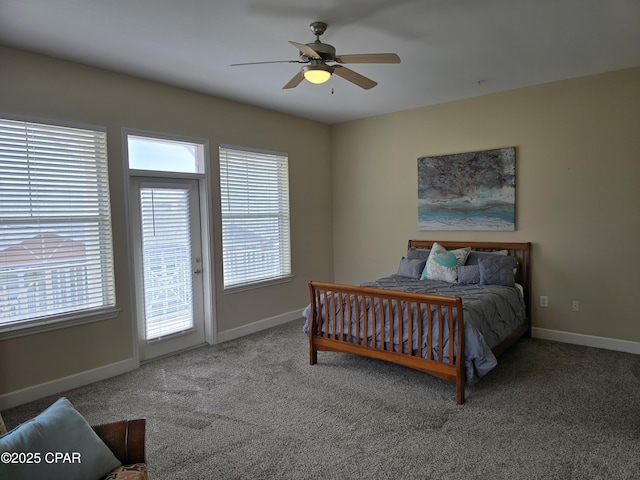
[122,129,216,365]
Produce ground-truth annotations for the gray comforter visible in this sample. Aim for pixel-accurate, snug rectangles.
[302,274,527,383]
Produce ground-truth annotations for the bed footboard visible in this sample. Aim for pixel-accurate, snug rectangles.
[308,281,467,404]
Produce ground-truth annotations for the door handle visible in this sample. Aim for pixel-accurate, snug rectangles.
[193,269,202,274]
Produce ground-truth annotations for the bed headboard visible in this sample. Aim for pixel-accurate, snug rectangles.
[407,240,532,321]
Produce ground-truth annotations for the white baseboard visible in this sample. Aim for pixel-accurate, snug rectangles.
[532,327,640,355]
[1,322,633,411]
[215,308,304,344]
[0,358,138,411]
[0,310,304,411]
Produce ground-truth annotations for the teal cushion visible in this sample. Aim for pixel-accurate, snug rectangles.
[421,242,471,283]
[0,397,121,480]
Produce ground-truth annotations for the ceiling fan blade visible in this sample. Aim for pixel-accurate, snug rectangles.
[231,60,302,66]
[289,41,320,59]
[332,65,377,90]
[335,53,401,64]
[282,70,305,89]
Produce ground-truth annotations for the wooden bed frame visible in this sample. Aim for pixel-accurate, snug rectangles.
[307,240,531,404]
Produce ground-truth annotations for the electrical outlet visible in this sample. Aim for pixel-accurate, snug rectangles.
[572,301,580,312]
[540,296,548,307]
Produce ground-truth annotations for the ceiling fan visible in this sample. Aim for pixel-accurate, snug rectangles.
[231,21,401,90]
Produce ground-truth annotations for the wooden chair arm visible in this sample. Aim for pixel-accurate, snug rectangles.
[91,419,146,465]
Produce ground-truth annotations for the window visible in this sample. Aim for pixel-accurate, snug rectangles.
[127,134,205,174]
[0,117,116,333]
[219,145,291,289]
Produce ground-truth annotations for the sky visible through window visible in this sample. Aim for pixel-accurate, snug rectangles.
[128,135,202,174]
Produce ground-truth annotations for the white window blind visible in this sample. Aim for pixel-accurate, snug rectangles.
[140,187,194,340]
[219,146,291,289]
[0,118,116,330]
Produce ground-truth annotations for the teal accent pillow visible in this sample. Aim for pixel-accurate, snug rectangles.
[421,242,471,283]
[0,397,121,480]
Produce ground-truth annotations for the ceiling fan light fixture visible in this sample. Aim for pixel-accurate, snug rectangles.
[303,64,332,84]
[233,22,399,91]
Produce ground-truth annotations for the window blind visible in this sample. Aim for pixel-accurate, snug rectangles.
[140,187,194,340]
[0,118,116,328]
[219,146,291,289]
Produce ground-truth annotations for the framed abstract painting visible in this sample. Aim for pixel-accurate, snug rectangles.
[417,147,516,231]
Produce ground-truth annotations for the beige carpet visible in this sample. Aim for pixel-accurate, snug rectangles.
[3,319,640,479]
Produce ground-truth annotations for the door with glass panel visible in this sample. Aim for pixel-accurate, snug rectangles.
[133,179,205,360]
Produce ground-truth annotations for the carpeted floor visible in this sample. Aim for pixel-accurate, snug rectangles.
[3,319,640,479]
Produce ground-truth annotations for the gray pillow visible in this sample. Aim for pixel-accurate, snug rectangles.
[397,257,426,279]
[457,265,480,284]
[407,247,430,261]
[479,255,518,287]
[465,250,509,266]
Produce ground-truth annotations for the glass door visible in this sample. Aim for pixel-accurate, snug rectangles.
[133,179,205,360]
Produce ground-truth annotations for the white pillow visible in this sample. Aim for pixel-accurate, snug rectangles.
[421,242,471,283]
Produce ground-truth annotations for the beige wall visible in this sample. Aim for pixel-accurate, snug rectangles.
[331,67,640,342]
[1,44,638,402]
[0,46,334,396]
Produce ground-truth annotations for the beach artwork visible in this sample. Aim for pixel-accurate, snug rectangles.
[418,147,516,231]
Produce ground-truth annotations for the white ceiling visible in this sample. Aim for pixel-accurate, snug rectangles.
[1,0,639,124]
